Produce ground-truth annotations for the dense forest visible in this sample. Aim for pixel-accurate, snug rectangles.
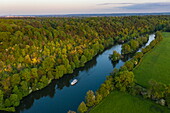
[0,16,170,112]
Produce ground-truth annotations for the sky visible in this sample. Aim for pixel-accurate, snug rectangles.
[1,0,170,15]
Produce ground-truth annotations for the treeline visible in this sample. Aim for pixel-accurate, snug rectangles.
[77,31,170,113]
[121,35,148,55]
[0,16,170,111]
[142,31,163,53]
[110,35,148,62]
[109,51,121,62]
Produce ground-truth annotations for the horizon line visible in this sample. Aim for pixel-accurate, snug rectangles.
[1,12,170,17]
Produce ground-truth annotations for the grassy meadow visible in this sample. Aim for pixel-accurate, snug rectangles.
[134,32,170,87]
[89,91,170,113]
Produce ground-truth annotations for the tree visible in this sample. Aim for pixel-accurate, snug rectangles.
[73,55,80,68]
[148,80,166,99]
[20,68,31,82]
[95,92,102,104]
[80,55,87,67]
[42,57,55,72]
[67,110,76,113]
[124,61,134,71]
[110,51,121,62]
[12,86,22,100]
[97,83,109,98]
[114,71,134,91]
[55,66,63,79]
[165,93,170,108]
[70,62,76,70]
[1,77,11,92]
[4,98,11,107]
[77,101,88,113]
[155,31,163,41]
[84,49,92,61]
[134,52,143,60]
[31,68,38,79]
[130,40,139,51]
[24,55,31,64]
[20,81,29,96]
[9,94,20,107]
[0,90,4,107]
[85,90,96,107]
[121,44,131,54]
[55,65,67,79]
[11,74,21,86]
[40,75,49,86]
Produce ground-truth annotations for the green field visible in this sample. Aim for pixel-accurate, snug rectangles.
[134,32,170,87]
[90,91,170,113]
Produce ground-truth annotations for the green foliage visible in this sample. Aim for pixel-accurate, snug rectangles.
[110,51,121,62]
[4,98,10,107]
[20,81,29,96]
[12,86,22,100]
[0,90,4,108]
[147,80,166,99]
[165,93,170,108]
[77,101,88,113]
[40,75,49,86]
[122,36,148,54]
[80,55,87,67]
[114,71,134,91]
[68,110,76,113]
[9,94,20,107]
[0,107,15,112]
[134,52,143,60]
[10,74,21,86]
[31,68,38,79]
[155,31,163,41]
[42,57,55,72]
[122,44,131,54]
[20,69,31,82]
[130,40,139,51]
[97,76,114,98]
[124,61,134,71]
[73,55,80,68]
[85,90,96,107]
[95,93,102,105]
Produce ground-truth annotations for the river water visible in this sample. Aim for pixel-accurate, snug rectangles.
[13,34,155,113]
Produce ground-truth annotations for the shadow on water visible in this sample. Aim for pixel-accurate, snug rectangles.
[111,60,119,67]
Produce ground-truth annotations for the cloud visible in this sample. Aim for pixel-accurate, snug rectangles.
[97,3,135,6]
[120,2,170,10]
[97,2,170,13]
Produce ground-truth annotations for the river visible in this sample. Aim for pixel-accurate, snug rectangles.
[12,34,155,113]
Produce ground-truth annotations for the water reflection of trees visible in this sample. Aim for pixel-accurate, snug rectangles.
[111,60,119,67]
[13,52,97,113]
